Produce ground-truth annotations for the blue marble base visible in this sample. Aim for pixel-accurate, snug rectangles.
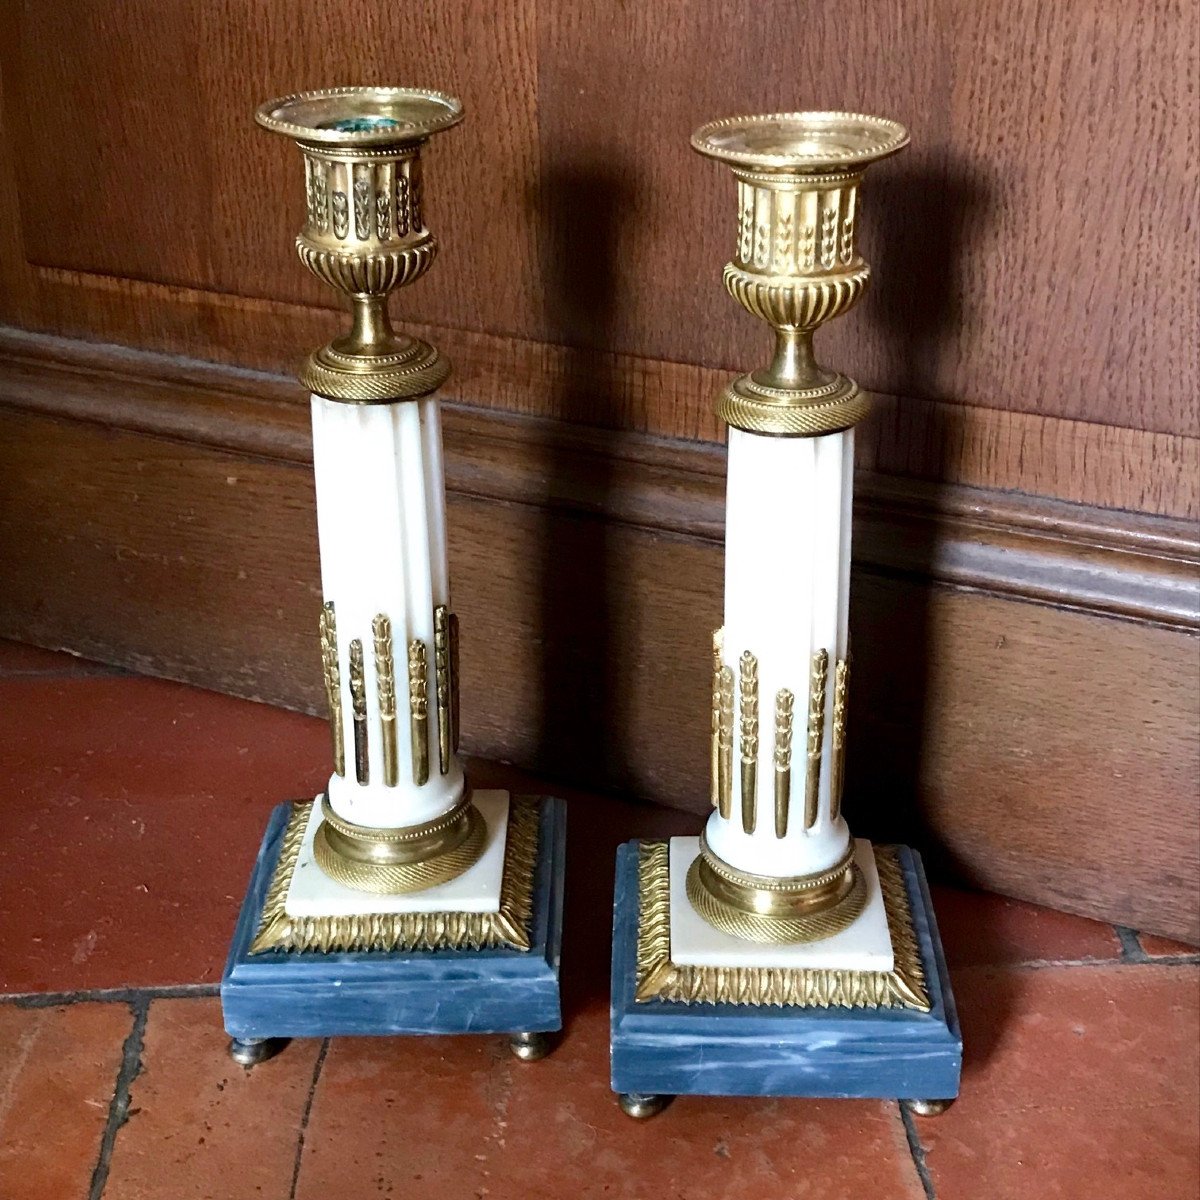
[221,797,565,1040]
[610,842,961,1100]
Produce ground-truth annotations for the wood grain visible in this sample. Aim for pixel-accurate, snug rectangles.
[6,0,542,332]
[1,0,1195,440]
[849,575,1200,942]
[534,0,1198,434]
[1,325,1195,521]
[0,400,1194,940]
[2,330,1196,628]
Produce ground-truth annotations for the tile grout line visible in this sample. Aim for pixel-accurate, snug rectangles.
[899,1102,938,1200]
[955,955,1200,975]
[5,983,220,1009]
[2,955,1196,1007]
[288,1037,329,1200]
[1113,925,1149,963]
[87,996,149,1200]
[0,665,131,681]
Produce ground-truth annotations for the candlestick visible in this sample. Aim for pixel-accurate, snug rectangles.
[610,112,961,1119]
[684,111,909,943]
[221,87,565,1067]
[250,88,480,890]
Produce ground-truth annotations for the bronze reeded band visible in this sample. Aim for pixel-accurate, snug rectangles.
[716,374,870,437]
[301,338,450,403]
[313,793,486,894]
[686,834,867,944]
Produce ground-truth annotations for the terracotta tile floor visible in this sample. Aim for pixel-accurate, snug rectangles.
[0,638,1196,1200]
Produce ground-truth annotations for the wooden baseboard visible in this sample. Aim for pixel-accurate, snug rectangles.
[4,328,1195,629]
[0,328,1197,940]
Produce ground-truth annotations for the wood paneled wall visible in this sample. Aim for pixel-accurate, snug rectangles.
[0,333,1196,941]
[0,2,1197,936]
[2,2,1197,461]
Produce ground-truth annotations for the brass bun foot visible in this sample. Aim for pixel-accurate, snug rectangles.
[909,1098,956,1117]
[508,1031,556,1062]
[228,1037,288,1067]
[685,838,868,945]
[618,1092,674,1120]
[313,796,487,895]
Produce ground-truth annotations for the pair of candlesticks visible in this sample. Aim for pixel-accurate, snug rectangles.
[220,87,961,1119]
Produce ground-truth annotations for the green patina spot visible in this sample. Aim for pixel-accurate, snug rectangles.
[323,115,401,133]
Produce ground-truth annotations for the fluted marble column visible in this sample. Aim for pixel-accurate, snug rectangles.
[705,425,853,878]
[312,393,464,830]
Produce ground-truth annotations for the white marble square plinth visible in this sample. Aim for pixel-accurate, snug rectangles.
[669,837,895,972]
[284,790,510,917]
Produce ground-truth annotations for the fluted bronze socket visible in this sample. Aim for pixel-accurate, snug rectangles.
[686,833,867,944]
[691,111,908,436]
[255,87,464,403]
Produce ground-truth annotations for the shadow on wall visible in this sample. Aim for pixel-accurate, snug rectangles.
[848,159,992,862]
[849,158,1008,1064]
[531,163,644,1027]
[531,164,636,793]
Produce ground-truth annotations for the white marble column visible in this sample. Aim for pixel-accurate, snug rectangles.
[310,393,465,829]
[704,426,854,878]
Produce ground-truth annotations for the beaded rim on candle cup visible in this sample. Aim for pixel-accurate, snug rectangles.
[690,111,909,172]
[254,86,465,147]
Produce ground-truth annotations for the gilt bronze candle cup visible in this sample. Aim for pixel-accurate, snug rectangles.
[255,86,463,403]
[692,110,908,436]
